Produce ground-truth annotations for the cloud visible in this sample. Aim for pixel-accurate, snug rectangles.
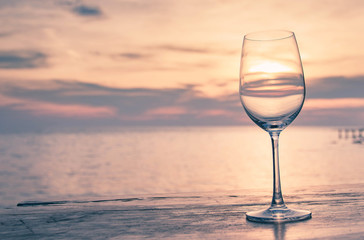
[19,102,116,118]
[0,79,244,132]
[72,4,103,17]
[158,45,210,54]
[93,49,216,72]
[155,44,237,55]
[304,98,364,110]
[1,75,364,133]
[0,32,13,38]
[307,76,364,99]
[296,107,364,126]
[0,0,28,8]
[0,93,117,118]
[0,50,47,69]
[113,52,150,60]
[145,106,188,116]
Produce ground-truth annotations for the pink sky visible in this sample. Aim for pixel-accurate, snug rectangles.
[0,0,364,131]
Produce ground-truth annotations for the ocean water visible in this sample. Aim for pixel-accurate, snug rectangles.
[0,126,363,208]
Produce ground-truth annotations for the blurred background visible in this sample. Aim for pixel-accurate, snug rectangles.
[0,0,363,207]
[0,0,364,132]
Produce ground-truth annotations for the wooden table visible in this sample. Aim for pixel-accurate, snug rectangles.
[1,184,363,239]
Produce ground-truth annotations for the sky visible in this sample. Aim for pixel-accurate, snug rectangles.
[1,0,364,132]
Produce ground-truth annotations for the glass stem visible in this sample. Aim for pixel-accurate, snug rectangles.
[269,131,285,208]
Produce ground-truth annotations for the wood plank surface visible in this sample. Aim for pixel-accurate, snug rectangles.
[1,184,363,239]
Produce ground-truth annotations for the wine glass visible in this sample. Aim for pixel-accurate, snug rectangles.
[239,30,311,223]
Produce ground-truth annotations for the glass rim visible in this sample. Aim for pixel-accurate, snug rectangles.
[244,30,294,41]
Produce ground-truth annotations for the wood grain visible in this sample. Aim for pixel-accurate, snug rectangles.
[1,184,363,239]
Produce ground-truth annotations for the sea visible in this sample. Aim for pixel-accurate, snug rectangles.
[0,126,363,209]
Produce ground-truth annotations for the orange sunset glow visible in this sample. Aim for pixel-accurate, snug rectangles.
[1,0,364,131]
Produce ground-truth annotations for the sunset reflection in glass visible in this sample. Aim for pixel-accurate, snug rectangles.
[240,30,312,222]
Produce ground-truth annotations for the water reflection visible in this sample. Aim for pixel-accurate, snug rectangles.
[0,126,364,207]
[273,223,286,240]
[246,220,287,240]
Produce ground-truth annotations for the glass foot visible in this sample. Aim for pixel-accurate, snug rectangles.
[246,205,312,223]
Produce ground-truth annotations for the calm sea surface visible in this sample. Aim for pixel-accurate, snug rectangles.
[0,126,363,208]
